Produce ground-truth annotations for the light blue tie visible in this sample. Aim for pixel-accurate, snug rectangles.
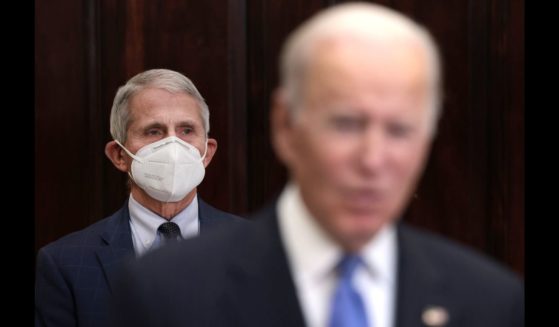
[328,254,370,327]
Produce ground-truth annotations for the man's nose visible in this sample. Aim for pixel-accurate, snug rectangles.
[359,128,387,172]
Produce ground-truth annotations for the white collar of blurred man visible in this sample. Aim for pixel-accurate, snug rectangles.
[271,3,440,253]
[105,80,218,220]
[278,182,397,327]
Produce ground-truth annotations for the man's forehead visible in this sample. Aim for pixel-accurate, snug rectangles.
[127,99,204,127]
[305,40,430,93]
[310,36,429,72]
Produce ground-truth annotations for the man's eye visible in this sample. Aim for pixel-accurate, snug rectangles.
[147,129,162,136]
[387,124,412,138]
[180,127,193,135]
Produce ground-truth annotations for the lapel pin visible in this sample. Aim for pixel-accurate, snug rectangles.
[422,306,449,326]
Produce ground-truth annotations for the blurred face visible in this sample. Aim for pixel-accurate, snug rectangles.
[273,38,435,251]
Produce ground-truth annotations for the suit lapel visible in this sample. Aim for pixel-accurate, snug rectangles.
[98,196,217,292]
[198,197,218,233]
[223,208,306,327]
[198,197,235,233]
[96,204,135,293]
[394,224,457,327]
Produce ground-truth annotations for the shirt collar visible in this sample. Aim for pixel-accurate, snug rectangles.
[277,182,397,284]
[128,193,200,251]
[359,219,397,284]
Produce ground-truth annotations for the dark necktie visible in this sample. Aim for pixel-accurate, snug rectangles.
[328,254,370,327]
[157,222,182,245]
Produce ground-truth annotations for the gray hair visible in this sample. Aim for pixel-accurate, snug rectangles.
[109,68,210,143]
[279,2,442,127]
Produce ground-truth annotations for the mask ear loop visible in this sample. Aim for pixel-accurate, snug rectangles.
[114,140,144,163]
[114,139,143,183]
[200,140,208,162]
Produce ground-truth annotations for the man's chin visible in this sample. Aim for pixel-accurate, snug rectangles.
[334,213,388,248]
[344,206,387,223]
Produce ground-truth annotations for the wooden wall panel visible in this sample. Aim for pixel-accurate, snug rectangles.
[35,0,91,249]
[245,0,325,212]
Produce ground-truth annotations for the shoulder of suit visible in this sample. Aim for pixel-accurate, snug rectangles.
[198,198,246,222]
[399,223,523,289]
[38,204,128,254]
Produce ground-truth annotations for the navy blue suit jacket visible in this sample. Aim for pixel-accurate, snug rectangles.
[112,204,524,327]
[35,197,243,327]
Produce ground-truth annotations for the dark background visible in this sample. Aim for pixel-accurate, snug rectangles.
[35,0,524,275]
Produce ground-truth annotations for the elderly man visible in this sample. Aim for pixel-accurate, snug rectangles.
[35,69,244,327]
[112,4,523,327]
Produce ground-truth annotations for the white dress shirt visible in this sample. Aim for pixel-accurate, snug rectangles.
[128,193,200,256]
[277,183,397,327]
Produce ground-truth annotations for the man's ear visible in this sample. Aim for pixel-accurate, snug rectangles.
[105,140,129,172]
[202,138,218,168]
[270,88,297,166]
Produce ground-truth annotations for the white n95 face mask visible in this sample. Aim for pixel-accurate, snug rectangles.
[115,136,207,203]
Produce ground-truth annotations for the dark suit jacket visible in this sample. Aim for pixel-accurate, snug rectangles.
[35,197,244,327]
[112,204,524,327]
